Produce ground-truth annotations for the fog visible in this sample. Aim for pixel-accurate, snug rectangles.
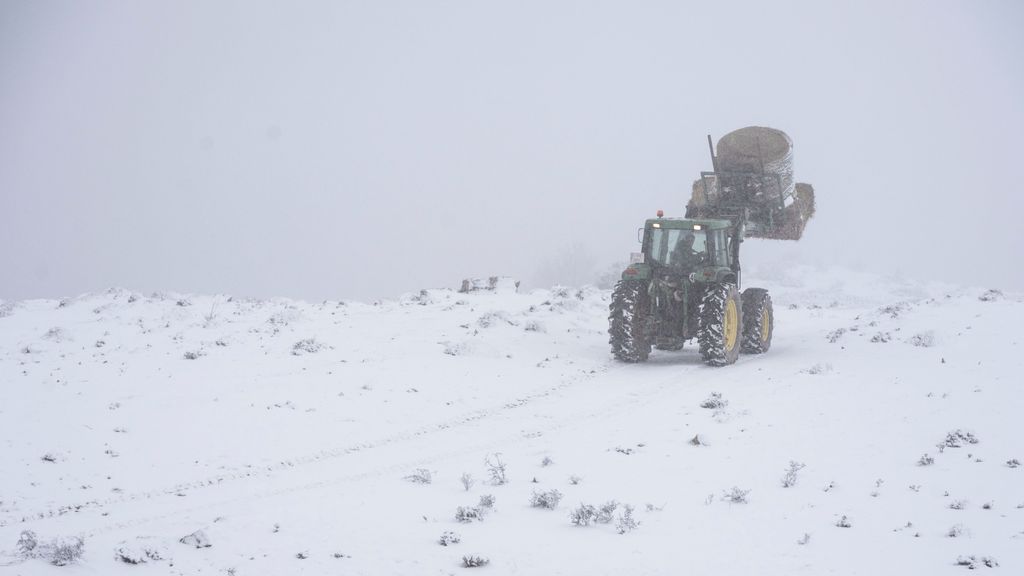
[2,0,1022,302]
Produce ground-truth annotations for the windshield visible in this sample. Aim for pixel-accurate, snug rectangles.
[647,228,708,268]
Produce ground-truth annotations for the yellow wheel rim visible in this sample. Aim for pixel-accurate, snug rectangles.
[724,299,738,350]
[760,307,770,342]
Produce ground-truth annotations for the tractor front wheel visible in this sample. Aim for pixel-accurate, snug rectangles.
[741,288,774,354]
[698,283,742,367]
[609,280,652,362]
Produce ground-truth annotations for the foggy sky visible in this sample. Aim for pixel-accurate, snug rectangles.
[2,0,1022,302]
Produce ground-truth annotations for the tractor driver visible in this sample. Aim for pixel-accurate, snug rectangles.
[671,233,703,268]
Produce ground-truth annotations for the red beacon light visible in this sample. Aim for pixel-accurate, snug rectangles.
[656,209,664,217]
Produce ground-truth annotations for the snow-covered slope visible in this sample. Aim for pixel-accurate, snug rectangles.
[1,269,1021,575]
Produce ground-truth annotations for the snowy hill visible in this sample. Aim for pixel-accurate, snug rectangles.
[1,268,1022,575]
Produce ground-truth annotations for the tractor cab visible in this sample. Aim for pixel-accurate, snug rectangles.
[622,216,740,287]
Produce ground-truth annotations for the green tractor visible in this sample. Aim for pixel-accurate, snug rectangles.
[608,127,814,366]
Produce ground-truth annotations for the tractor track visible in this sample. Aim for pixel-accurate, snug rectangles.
[2,356,707,538]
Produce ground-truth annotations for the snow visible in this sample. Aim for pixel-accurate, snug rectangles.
[1,270,1022,574]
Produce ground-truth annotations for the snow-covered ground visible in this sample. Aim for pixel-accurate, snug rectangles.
[1,267,1021,575]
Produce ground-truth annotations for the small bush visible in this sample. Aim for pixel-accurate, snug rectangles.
[183,350,205,360]
[835,515,852,528]
[17,532,85,566]
[803,363,833,375]
[918,453,935,466]
[944,430,979,448]
[530,489,563,510]
[615,505,638,534]
[114,541,165,564]
[826,328,846,343]
[455,506,485,523]
[596,501,619,524]
[439,531,460,546]
[569,504,597,526]
[404,469,432,484]
[48,537,85,566]
[722,487,751,504]
[1006,458,1020,468]
[485,453,508,485]
[292,338,325,355]
[956,555,999,569]
[462,555,490,568]
[460,472,475,491]
[908,331,935,347]
[947,524,966,538]
[700,392,728,409]
[949,500,967,510]
[540,456,554,467]
[478,494,495,509]
[781,461,806,488]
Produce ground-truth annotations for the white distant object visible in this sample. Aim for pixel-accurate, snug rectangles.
[459,276,519,294]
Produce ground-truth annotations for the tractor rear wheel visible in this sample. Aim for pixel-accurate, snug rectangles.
[740,288,773,354]
[609,280,651,362]
[698,283,742,367]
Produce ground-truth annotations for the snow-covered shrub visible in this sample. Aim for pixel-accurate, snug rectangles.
[826,328,846,343]
[797,533,811,545]
[17,531,38,557]
[1005,458,1020,468]
[292,338,325,355]
[568,475,582,485]
[944,430,979,448]
[918,454,935,466]
[462,554,490,568]
[803,363,833,375]
[114,540,165,564]
[615,505,638,534]
[17,532,85,566]
[597,501,619,524]
[438,531,460,546]
[478,494,495,509]
[460,472,475,491]
[569,504,597,526]
[0,301,14,318]
[524,320,546,333]
[700,392,728,409]
[908,331,935,347]
[455,506,485,523]
[42,327,67,342]
[443,341,469,356]
[947,524,966,538]
[404,469,432,484]
[183,350,205,360]
[530,489,563,509]
[48,537,85,566]
[949,500,967,510]
[835,515,852,528]
[485,453,508,485]
[956,555,998,569]
[180,530,211,548]
[870,332,891,343]
[781,461,806,488]
[540,456,554,467]
[722,487,751,504]
[978,289,1003,302]
[477,311,516,328]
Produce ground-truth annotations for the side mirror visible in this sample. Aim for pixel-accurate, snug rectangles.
[637,228,643,243]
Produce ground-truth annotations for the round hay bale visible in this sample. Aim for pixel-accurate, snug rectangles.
[716,126,795,201]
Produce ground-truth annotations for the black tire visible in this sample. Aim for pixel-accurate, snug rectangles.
[697,283,742,367]
[609,280,651,362]
[741,288,773,354]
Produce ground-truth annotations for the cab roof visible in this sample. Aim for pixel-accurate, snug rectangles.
[644,218,733,230]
